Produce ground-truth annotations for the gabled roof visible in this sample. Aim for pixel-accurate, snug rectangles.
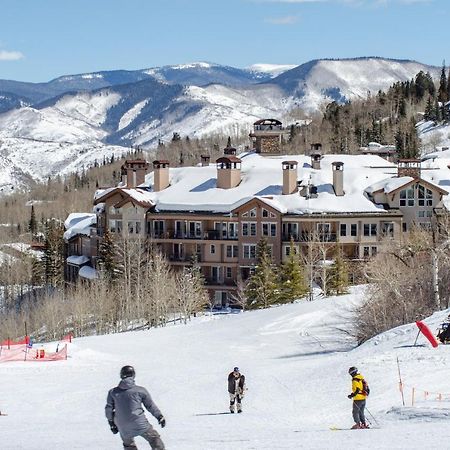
[366,176,448,196]
[94,187,155,208]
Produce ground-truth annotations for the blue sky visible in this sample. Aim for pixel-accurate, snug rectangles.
[0,0,448,82]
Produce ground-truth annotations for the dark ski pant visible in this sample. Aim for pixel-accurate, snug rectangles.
[229,393,242,412]
[121,426,165,450]
[352,399,366,424]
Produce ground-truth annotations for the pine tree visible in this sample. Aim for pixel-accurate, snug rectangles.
[245,239,279,309]
[42,219,65,288]
[438,62,448,104]
[28,205,37,239]
[328,244,349,295]
[424,96,435,121]
[279,240,308,302]
[97,229,120,283]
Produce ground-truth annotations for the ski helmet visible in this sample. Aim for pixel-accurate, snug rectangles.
[348,366,358,376]
[120,365,136,379]
[233,367,239,372]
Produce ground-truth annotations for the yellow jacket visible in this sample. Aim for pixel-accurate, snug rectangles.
[350,374,367,401]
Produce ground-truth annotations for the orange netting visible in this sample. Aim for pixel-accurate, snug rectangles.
[0,336,31,347]
[0,344,67,363]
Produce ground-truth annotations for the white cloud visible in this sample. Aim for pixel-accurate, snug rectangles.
[265,15,299,24]
[0,50,24,61]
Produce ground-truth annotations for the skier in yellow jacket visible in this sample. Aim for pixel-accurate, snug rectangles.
[347,366,369,429]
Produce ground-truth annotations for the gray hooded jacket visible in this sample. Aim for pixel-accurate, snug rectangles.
[105,377,163,439]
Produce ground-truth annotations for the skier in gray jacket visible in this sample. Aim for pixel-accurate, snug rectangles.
[105,365,166,450]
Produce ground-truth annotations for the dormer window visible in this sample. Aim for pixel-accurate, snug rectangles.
[418,185,433,207]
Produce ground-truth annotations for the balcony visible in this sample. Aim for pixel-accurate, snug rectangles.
[169,253,202,263]
[282,233,300,242]
[299,232,337,243]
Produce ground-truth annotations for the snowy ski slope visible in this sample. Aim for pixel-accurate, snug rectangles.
[0,286,449,449]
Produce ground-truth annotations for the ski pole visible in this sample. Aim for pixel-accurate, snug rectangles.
[365,407,379,427]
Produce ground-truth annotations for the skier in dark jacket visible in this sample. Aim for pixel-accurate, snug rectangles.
[105,365,166,449]
[228,367,246,413]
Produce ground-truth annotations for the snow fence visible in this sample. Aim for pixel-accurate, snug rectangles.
[0,334,71,363]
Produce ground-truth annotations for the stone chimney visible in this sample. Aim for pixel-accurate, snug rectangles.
[397,159,421,178]
[310,153,322,170]
[152,160,170,191]
[216,156,241,189]
[332,161,344,196]
[200,155,211,167]
[121,160,149,188]
[282,161,298,195]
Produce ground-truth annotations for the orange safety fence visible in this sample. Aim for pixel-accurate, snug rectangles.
[0,336,30,347]
[0,344,67,363]
[400,382,450,406]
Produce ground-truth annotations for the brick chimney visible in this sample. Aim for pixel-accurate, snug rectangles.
[216,156,241,189]
[397,159,421,178]
[200,155,211,167]
[152,160,170,191]
[282,161,298,195]
[332,162,344,196]
[121,160,149,188]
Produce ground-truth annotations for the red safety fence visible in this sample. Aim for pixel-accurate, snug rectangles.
[0,336,31,348]
[0,344,67,363]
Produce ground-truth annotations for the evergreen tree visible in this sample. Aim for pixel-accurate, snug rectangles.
[28,205,37,238]
[438,61,448,104]
[42,219,65,288]
[328,244,349,295]
[245,239,279,309]
[424,96,435,121]
[98,229,120,283]
[279,240,308,302]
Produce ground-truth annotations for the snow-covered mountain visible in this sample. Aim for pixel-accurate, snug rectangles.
[0,57,441,192]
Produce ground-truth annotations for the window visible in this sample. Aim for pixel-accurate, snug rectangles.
[284,245,298,256]
[351,224,357,236]
[418,211,425,218]
[226,267,232,278]
[228,222,238,239]
[427,210,432,217]
[317,223,331,235]
[400,187,414,207]
[381,222,394,237]
[211,267,221,282]
[262,208,269,218]
[128,221,134,234]
[262,223,277,237]
[340,224,347,237]
[188,221,202,238]
[226,245,238,258]
[210,244,216,254]
[243,244,257,259]
[363,246,370,257]
[242,222,257,236]
[153,220,164,237]
[249,208,257,218]
[363,223,377,237]
[402,223,407,232]
[109,219,116,233]
[418,185,433,207]
[282,223,298,240]
[371,246,377,257]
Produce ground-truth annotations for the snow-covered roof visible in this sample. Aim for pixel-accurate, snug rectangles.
[94,188,154,207]
[78,266,99,280]
[130,153,402,215]
[365,176,414,195]
[63,214,96,241]
[66,255,90,266]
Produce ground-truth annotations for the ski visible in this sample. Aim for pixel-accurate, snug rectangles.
[0,413,8,416]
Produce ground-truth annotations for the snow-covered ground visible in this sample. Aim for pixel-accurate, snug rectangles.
[1,286,449,449]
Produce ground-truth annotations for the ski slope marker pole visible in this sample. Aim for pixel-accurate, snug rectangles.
[396,357,405,406]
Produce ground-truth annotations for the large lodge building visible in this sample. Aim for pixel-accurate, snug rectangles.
[64,119,450,307]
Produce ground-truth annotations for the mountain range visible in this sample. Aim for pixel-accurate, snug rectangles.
[0,57,440,193]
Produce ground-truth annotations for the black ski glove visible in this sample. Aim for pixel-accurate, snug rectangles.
[109,420,118,434]
[158,416,166,428]
[347,393,354,399]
